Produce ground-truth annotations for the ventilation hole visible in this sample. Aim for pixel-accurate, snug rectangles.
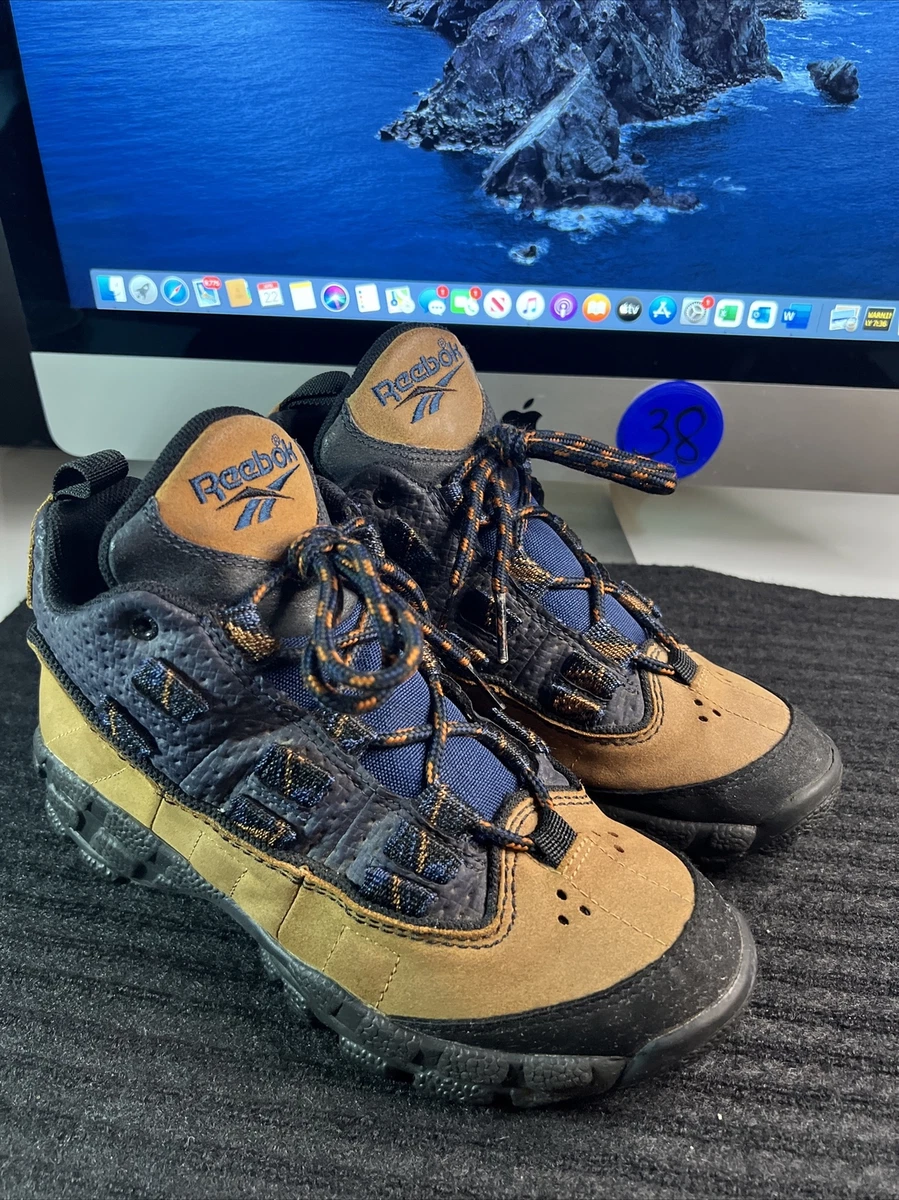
[694,698,703,707]
[129,615,158,641]
[713,709,722,717]
[615,845,625,854]
[556,889,567,900]
[699,714,709,722]
[579,905,591,916]
[558,914,569,925]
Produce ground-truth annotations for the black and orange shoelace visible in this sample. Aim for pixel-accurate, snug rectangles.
[220,515,573,864]
[444,424,694,681]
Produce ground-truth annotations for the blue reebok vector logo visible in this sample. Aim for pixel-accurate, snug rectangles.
[371,337,463,423]
[189,434,299,530]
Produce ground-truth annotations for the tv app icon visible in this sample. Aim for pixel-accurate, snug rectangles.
[747,301,779,330]
[96,274,126,303]
[782,303,813,331]
[386,286,415,315]
[713,299,745,328]
[616,296,642,322]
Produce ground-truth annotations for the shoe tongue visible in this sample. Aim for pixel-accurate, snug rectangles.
[318,324,492,486]
[105,410,324,609]
[311,327,644,647]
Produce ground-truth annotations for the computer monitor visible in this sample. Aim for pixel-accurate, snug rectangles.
[2,0,897,492]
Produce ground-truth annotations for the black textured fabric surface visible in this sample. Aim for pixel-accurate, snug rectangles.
[2,566,898,1200]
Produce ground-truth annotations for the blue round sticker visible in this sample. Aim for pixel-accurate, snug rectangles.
[616,381,724,479]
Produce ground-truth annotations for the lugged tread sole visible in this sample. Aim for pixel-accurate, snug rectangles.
[594,748,842,867]
[33,729,755,1108]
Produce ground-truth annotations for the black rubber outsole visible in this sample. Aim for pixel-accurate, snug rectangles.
[593,747,842,866]
[33,730,757,1108]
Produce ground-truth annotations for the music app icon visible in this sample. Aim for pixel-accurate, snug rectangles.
[516,289,545,321]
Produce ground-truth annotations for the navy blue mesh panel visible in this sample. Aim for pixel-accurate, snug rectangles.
[475,466,650,652]
[602,595,647,645]
[263,636,515,821]
[521,518,590,632]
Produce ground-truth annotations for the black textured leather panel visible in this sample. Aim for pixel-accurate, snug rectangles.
[30,514,497,927]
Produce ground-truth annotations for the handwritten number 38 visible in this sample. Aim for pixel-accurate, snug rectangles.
[644,406,707,465]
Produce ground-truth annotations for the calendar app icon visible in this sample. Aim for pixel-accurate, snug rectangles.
[257,281,284,308]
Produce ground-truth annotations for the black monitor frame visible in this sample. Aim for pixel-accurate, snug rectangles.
[3,0,898,392]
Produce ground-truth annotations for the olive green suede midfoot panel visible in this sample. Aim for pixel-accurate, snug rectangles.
[35,657,694,1022]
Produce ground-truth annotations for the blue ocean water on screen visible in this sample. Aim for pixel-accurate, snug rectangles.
[12,0,899,307]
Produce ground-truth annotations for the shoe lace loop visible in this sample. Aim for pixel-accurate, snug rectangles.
[444,424,688,672]
[221,515,569,863]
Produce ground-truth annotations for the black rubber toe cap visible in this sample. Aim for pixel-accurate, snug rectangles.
[591,706,841,834]
[403,866,755,1058]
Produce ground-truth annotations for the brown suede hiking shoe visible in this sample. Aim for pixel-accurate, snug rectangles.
[28,407,754,1108]
[277,323,841,862]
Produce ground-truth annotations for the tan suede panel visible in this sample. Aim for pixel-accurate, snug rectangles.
[347,327,484,451]
[155,415,317,558]
[499,651,790,791]
[191,828,250,896]
[277,796,693,1018]
[231,861,300,932]
[321,926,401,1008]
[35,659,696,1020]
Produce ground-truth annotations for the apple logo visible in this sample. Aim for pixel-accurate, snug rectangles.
[502,397,542,430]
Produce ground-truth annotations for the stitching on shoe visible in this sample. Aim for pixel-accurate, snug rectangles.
[692,690,786,736]
[186,827,205,863]
[560,834,670,948]
[322,925,348,974]
[229,866,250,899]
[590,838,692,902]
[87,766,129,787]
[44,726,81,747]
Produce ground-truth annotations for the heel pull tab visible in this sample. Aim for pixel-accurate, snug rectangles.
[52,450,129,502]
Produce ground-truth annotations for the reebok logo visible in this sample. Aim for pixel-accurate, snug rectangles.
[371,338,464,424]
[189,434,300,530]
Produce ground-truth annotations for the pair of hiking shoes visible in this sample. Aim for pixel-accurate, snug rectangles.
[28,324,841,1107]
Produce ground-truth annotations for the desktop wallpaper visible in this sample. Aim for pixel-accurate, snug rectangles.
[11,0,898,308]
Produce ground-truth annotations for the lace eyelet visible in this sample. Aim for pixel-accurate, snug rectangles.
[129,615,158,641]
[372,486,395,510]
